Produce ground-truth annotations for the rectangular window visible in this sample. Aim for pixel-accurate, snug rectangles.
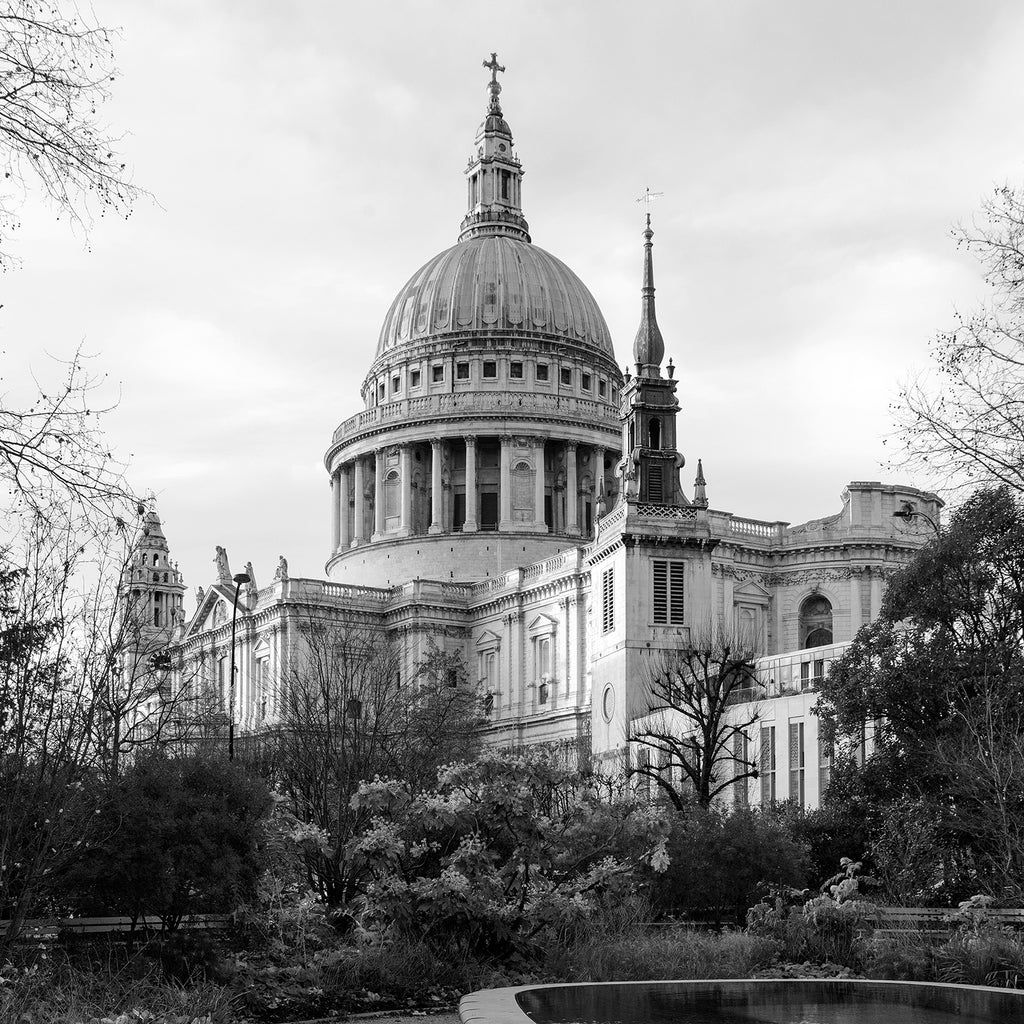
[482,360,497,379]
[510,361,523,379]
[635,747,651,801]
[732,731,749,806]
[377,383,385,402]
[456,362,470,380]
[432,364,444,383]
[410,369,421,387]
[813,658,825,685]
[652,560,685,625]
[536,363,549,382]
[759,725,776,804]
[560,367,573,386]
[598,380,607,397]
[602,567,615,634]
[800,661,811,690]
[581,372,592,391]
[818,732,833,797]
[789,720,806,805]
[391,375,401,394]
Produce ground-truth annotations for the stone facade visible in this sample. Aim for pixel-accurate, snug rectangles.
[142,61,940,807]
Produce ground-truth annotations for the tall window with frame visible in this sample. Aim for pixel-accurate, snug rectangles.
[732,730,750,806]
[789,720,806,805]
[818,731,833,797]
[652,560,685,625]
[602,567,615,633]
[759,725,776,804]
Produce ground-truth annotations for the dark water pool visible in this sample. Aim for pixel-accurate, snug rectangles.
[512,981,1024,1024]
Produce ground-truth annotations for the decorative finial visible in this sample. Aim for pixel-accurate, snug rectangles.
[483,52,505,112]
[694,459,708,508]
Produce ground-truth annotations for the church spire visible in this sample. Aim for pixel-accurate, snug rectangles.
[632,213,665,376]
[459,53,531,243]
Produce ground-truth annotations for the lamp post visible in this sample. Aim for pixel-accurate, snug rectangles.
[893,504,941,535]
[228,571,250,761]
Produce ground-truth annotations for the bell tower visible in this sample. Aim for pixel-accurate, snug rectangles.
[459,53,531,242]
[619,215,687,507]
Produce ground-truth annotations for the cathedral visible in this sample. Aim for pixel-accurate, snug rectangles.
[142,58,940,806]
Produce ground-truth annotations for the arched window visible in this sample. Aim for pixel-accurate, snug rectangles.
[648,418,661,450]
[800,595,833,649]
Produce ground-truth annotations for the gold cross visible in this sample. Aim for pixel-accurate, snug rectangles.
[483,52,505,85]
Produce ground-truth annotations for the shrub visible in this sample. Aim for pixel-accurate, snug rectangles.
[652,805,809,923]
[560,928,781,982]
[63,752,273,927]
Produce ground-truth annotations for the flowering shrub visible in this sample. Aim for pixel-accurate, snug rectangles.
[348,749,670,958]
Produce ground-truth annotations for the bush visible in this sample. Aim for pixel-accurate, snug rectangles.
[561,928,781,982]
[0,950,234,1023]
[652,805,809,923]
[63,752,273,926]
[934,931,1024,988]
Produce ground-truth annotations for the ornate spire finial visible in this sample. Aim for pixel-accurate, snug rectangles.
[632,192,665,376]
[694,459,708,508]
[483,52,505,113]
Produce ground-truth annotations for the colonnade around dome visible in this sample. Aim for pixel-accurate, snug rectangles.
[326,431,623,584]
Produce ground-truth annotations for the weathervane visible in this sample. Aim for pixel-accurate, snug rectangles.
[635,186,664,226]
[483,52,505,111]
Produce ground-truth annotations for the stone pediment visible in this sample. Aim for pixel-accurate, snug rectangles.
[186,583,240,638]
[733,578,771,601]
[474,628,502,648]
[527,612,558,635]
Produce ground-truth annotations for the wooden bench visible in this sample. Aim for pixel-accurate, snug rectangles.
[870,907,1024,940]
[0,914,228,940]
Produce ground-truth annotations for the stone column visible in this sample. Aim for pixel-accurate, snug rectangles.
[399,444,412,536]
[330,471,341,554]
[869,570,883,622]
[339,465,351,551]
[464,435,478,533]
[352,457,366,546]
[373,449,385,540]
[593,445,605,497]
[534,438,547,531]
[565,442,579,535]
[429,437,443,534]
[849,570,862,639]
[499,434,513,530]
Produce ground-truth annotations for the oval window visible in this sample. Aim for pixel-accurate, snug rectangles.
[602,684,615,722]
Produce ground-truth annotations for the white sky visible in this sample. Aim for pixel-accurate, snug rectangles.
[3,0,1022,609]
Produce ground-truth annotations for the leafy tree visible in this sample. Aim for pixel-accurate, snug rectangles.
[630,629,761,809]
[815,486,1024,897]
[1,1,141,267]
[64,752,272,929]
[649,804,808,924]
[349,748,670,959]
[897,184,1024,496]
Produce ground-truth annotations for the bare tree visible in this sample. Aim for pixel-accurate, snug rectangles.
[630,628,761,810]
[1,1,141,267]
[1,346,135,533]
[896,184,1024,496]
[251,621,485,907]
[0,517,105,952]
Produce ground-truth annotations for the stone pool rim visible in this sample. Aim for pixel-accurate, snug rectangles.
[459,978,1024,1024]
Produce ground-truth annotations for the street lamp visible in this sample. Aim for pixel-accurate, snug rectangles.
[228,571,250,761]
[892,503,941,535]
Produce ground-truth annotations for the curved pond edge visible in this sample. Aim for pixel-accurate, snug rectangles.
[459,978,1024,1024]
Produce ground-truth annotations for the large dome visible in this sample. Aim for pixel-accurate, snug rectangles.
[375,234,614,360]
